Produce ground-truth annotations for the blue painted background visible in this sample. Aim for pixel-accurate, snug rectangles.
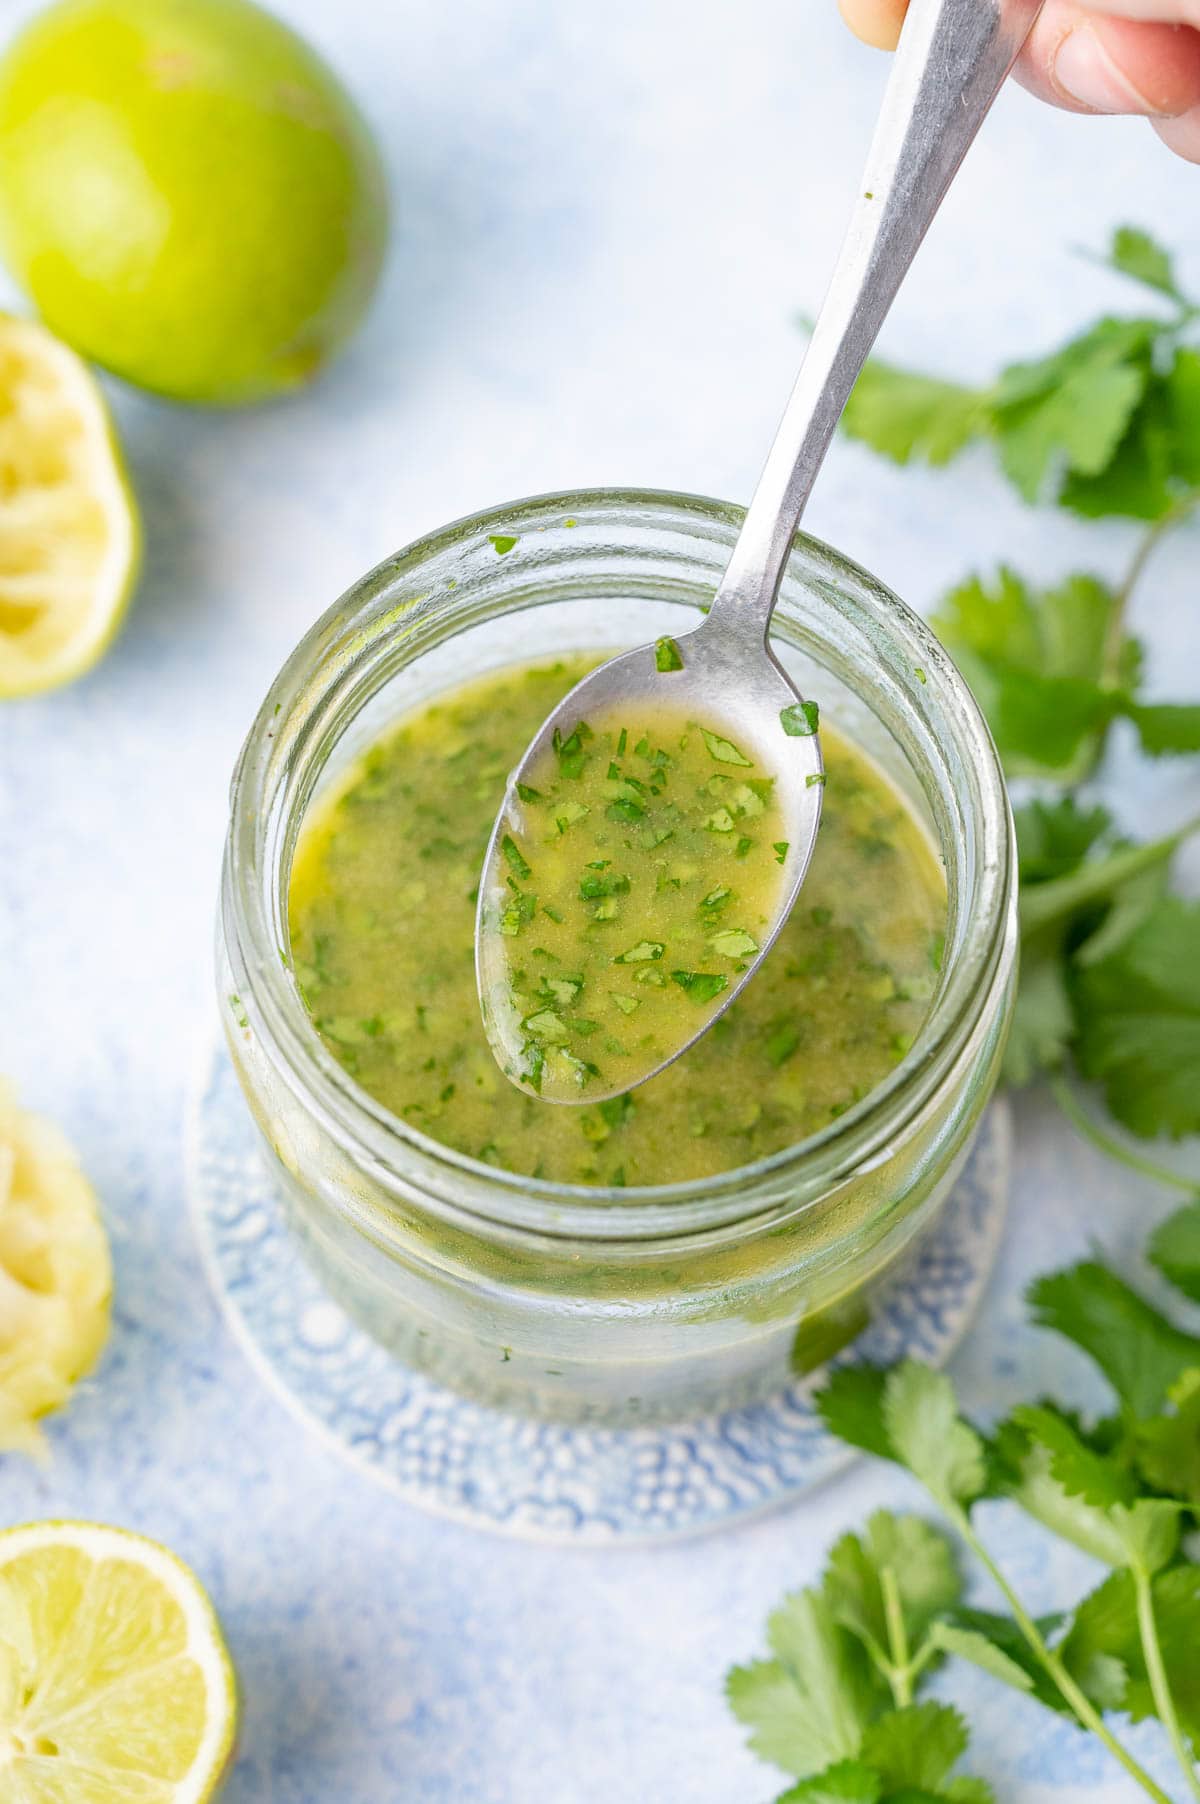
[0,1,1197,1796]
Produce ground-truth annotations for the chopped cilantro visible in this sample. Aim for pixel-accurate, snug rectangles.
[599,1093,636,1129]
[579,871,630,899]
[780,699,820,737]
[554,801,590,832]
[670,971,728,1002]
[553,722,591,778]
[614,940,665,964]
[773,841,789,865]
[765,1019,801,1066]
[541,975,583,1007]
[499,892,537,936]
[489,533,518,555]
[501,834,532,881]
[606,797,645,824]
[702,728,753,766]
[522,1009,569,1043]
[710,928,759,959]
[806,773,826,789]
[516,782,543,803]
[655,636,685,672]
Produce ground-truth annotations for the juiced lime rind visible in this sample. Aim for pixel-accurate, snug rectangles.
[0,312,139,698]
[0,0,389,405]
[0,1078,113,1450]
[0,1520,237,1802]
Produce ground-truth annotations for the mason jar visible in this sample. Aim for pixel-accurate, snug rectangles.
[216,488,1016,1425]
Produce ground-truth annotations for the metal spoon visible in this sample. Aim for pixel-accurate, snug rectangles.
[477,0,1042,1102]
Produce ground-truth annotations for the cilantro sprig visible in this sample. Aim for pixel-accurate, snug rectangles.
[727,1510,994,1803]
[731,1202,1200,1804]
[831,224,1200,1174]
[842,227,1200,520]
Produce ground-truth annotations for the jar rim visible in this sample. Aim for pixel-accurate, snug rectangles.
[221,486,1015,1241]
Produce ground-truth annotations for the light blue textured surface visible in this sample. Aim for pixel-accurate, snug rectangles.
[1,0,1199,1797]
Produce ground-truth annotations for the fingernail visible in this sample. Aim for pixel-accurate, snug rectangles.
[1053,23,1154,114]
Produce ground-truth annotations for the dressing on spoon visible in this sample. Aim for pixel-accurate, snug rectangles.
[477,690,820,1101]
[476,0,1042,1101]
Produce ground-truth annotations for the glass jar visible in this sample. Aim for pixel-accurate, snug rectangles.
[217,489,1016,1425]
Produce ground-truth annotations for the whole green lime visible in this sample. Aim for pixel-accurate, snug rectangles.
[0,0,388,404]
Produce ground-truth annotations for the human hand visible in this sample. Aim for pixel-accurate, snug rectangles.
[840,0,1200,160]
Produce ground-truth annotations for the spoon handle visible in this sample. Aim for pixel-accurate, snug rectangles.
[709,0,1044,643]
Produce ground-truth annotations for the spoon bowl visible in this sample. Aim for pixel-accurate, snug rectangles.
[475,614,823,1102]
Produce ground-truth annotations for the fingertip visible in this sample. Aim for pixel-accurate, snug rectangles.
[1154,102,1200,157]
[838,0,907,53]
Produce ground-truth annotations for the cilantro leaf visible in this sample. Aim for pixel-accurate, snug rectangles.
[990,318,1156,504]
[858,1701,968,1794]
[823,1512,961,1668]
[1007,1403,1138,1508]
[1102,226,1183,301]
[1124,699,1200,756]
[840,359,987,467]
[1015,799,1112,884]
[883,1363,987,1506]
[727,1589,883,1779]
[1071,897,1200,1139]
[942,1608,1071,1713]
[816,1366,893,1462]
[775,1762,883,1804]
[1134,1370,1200,1503]
[1148,1202,1200,1304]
[925,1622,1034,1695]
[1167,346,1200,485]
[1002,949,1072,1087]
[931,570,1130,780]
[1028,1259,1200,1417]
[1064,1565,1200,1743]
[1107,1499,1183,1575]
[1073,858,1171,969]
[998,1430,1130,1566]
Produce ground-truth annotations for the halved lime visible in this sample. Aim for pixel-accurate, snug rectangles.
[0,315,138,698]
[0,1081,112,1454]
[0,1521,237,1801]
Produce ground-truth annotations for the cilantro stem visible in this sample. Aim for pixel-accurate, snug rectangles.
[1103,490,1200,689]
[880,1565,914,1706]
[1050,1073,1200,1197]
[1133,1562,1200,1803]
[947,1504,1175,1804]
[1020,817,1200,938]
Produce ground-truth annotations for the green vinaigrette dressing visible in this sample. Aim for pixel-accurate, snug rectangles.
[478,700,791,1100]
[289,654,947,1188]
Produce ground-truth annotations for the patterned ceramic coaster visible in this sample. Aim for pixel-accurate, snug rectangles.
[188,1042,1008,1544]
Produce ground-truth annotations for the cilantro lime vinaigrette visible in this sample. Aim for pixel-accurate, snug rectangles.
[478,698,795,1100]
[288,654,945,1184]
